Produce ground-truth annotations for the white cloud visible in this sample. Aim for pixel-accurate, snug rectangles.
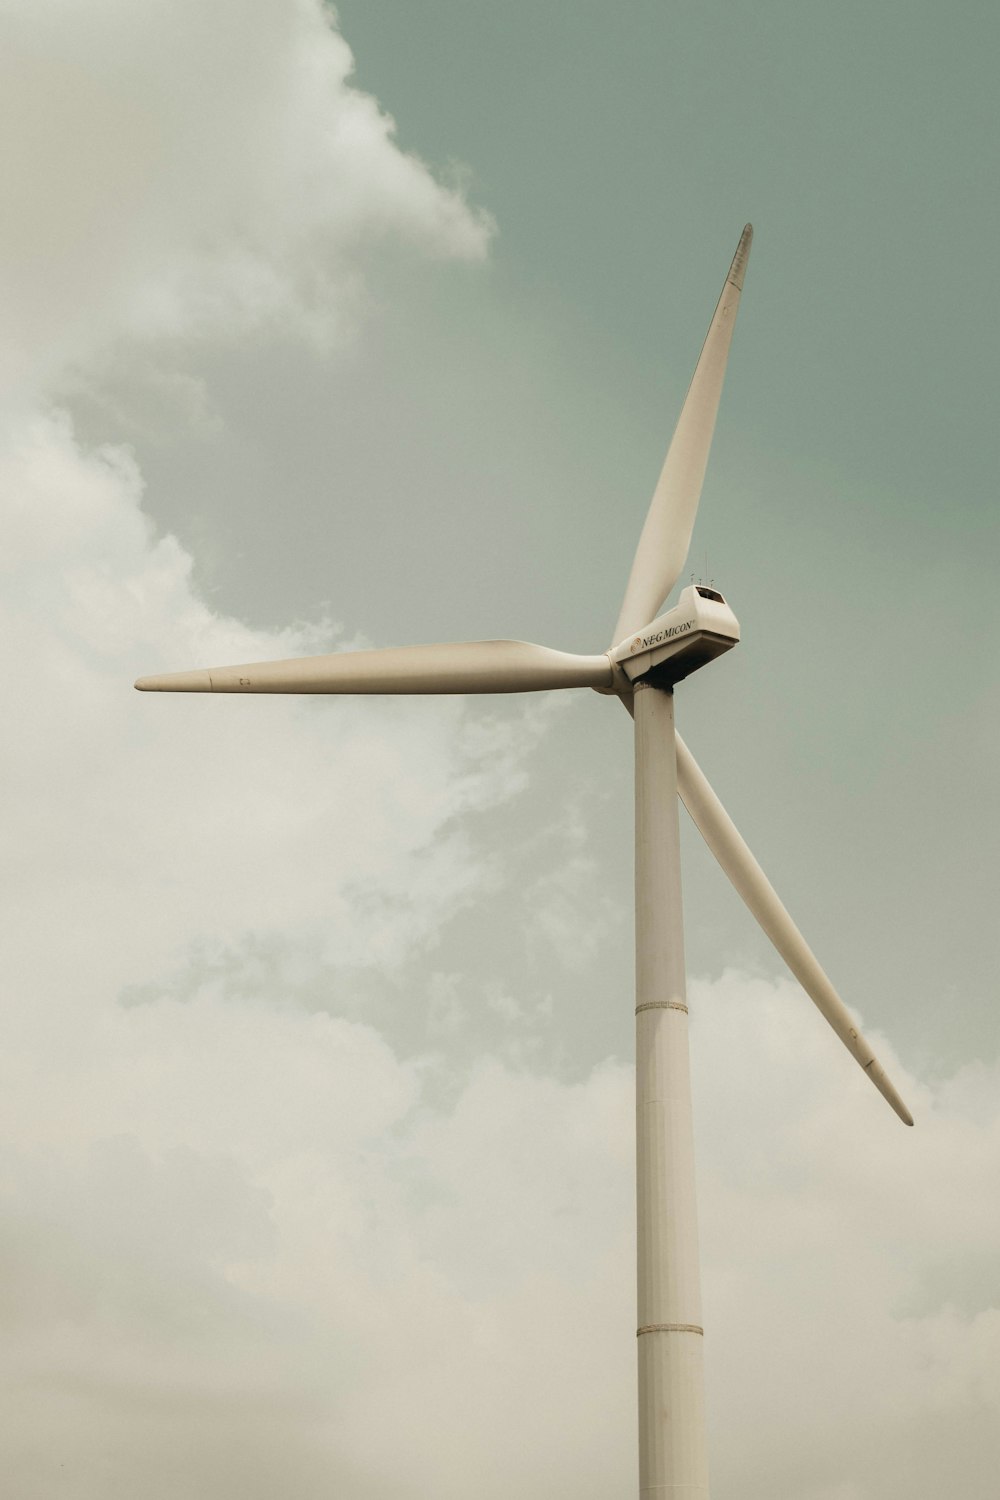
[0,408,536,1024]
[0,0,491,393]
[3,907,998,1498]
[690,973,1000,1500]
[0,402,619,1495]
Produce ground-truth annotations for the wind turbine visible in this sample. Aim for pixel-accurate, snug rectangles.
[136,224,913,1498]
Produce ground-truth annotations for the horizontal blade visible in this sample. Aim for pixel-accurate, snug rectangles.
[135,639,613,695]
[675,732,914,1126]
[612,225,752,648]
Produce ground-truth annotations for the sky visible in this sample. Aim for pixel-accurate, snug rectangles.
[1,1,997,1496]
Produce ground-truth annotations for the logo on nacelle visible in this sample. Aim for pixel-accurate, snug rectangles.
[631,620,694,653]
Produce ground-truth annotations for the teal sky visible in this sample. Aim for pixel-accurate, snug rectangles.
[336,0,997,594]
[341,0,1000,1072]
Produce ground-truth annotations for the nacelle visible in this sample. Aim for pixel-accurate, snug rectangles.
[610,585,740,687]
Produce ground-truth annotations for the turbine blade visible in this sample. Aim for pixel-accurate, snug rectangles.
[135,639,613,695]
[675,733,914,1127]
[612,225,752,647]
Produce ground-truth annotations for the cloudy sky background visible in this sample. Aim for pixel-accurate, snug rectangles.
[2,2,997,1495]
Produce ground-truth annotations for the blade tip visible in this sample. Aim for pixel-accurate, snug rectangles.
[728,224,754,290]
[882,1078,914,1127]
[134,671,212,692]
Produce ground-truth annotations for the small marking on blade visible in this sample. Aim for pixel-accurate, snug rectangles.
[635,1000,689,1015]
[637,1324,703,1338]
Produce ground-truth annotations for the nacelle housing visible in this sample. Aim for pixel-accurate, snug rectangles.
[610,585,740,687]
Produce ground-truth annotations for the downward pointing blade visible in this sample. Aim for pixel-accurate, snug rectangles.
[675,733,914,1126]
[135,638,613,695]
[612,225,752,648]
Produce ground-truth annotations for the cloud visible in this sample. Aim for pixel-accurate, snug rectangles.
[0,0,491,393]
[0,407,540,1021]
[691,973,1000,1500]
[3,912,998,1497]
[0,402,617,1495]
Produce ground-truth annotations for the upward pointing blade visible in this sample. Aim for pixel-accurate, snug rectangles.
[135,638,613,695]
[612,225,752,648]
[675,732,914,1126]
